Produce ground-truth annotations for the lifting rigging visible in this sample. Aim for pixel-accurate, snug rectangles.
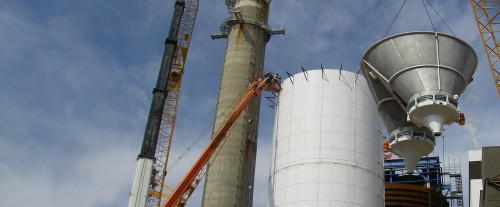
[469,0,500,98]
[128,0,198,207]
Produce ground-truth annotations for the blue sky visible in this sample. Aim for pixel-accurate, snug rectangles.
[1,0,498,206]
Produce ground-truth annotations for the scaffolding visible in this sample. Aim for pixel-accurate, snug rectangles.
[384,156,449,207]
[442,158,464,207]
[385,156,443,188]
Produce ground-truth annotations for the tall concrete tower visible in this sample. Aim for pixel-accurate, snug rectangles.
[203,0,283,206]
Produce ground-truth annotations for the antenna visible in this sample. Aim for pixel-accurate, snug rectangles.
[266,96,276,109]
[301,66,309,81]
[321,63,326,79]
[286,70,294,84]
[355,69,361,82]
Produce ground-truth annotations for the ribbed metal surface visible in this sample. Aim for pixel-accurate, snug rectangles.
[362,31,477,101]
[268,69,384,207]
[385,184,449,207]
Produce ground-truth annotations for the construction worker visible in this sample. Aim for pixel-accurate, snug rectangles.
[273,73,279,84]
[264,72,273,83]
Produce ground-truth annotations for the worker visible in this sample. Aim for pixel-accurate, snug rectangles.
[273,73,279,84]
[265,72,273,83]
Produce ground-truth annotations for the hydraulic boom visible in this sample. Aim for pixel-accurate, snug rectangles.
[163,76,281,207]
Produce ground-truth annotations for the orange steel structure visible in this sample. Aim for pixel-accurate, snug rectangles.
[162,76,281,207]
[385,184,448,207]
[148,1,199,207]
[469,0,500,97]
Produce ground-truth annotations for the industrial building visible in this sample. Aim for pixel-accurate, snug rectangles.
[468,147,500,207]
[384,156,464,207]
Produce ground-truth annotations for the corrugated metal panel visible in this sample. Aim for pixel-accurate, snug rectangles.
[268,69,384,207]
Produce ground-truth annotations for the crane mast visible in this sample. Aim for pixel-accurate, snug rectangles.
[149,1,199,206]
[162,76,282,207]
[129,1,198,207]
[469,0,500,97]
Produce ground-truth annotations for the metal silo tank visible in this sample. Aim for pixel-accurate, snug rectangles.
[361,32,477,136]
[268,69,384,207]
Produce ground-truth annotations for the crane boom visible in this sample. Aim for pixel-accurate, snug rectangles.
[129,1,198,207]
[162,76,281,207]
[469,0,500,97]
[148,1,199,207]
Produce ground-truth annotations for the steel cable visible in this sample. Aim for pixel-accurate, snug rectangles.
[421,0,436,32]
[166,86,249,171]
[425,0,456,36]
[384,0,456,37]
[383,0,407,38]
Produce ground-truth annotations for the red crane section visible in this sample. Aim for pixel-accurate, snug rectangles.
[162,76,281,207]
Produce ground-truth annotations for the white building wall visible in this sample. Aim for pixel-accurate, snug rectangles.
[468,150,482,207]
[268,69,384,207]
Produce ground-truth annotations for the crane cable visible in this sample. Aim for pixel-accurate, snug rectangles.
[423,0,456,36]
[383,0,456,38]
[383,0,407,38]
[166,86,251,171]
[421,0,437,32]
[163,84,255,204]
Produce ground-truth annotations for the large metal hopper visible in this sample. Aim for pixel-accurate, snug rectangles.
[361,31,477,172]
[362,61,435,173]
[361,32,477,136]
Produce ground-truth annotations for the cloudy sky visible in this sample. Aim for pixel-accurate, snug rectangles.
[1,0,498,206]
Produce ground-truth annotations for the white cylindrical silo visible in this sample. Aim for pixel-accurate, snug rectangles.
[268,69,384,207]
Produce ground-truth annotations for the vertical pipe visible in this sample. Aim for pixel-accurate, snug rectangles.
[202,0,271,206]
